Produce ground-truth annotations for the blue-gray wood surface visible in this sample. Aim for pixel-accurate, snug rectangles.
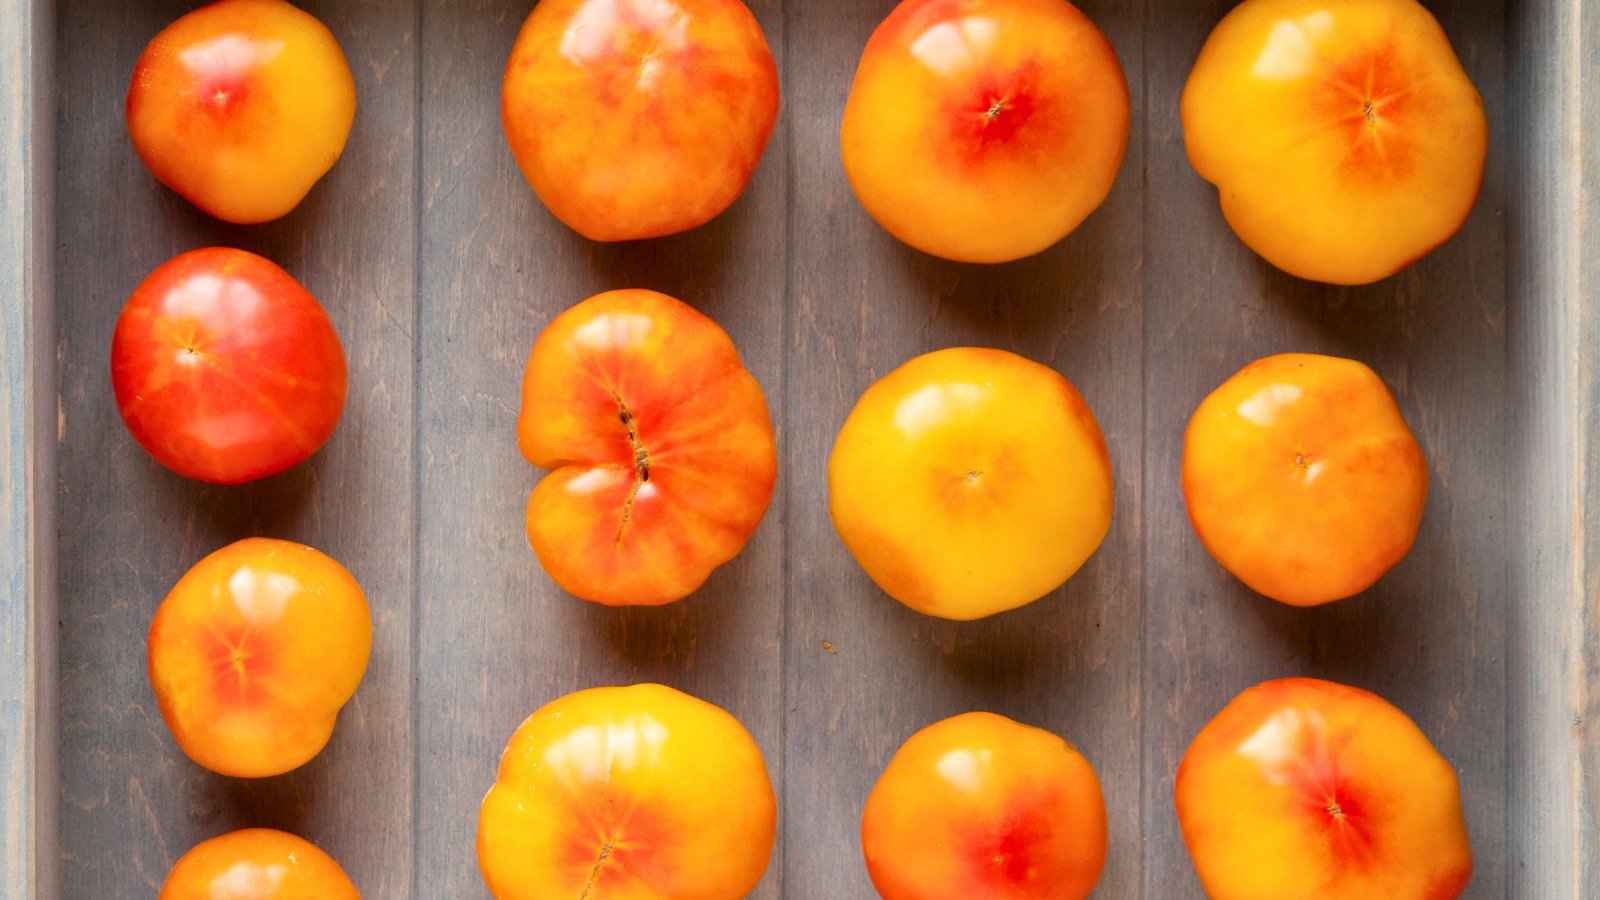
[25,0,1596,897]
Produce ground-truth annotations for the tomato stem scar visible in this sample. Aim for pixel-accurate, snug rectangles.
[578,839,616,900]
[614,395,651,544]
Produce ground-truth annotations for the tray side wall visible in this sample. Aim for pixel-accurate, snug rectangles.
[0,0,58,897]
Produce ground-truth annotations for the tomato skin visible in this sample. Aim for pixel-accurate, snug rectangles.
[111,247,347,485]
[159,828,358,900]
[501,0,780,241]
[477,683,776,899]
[829,348,1112,620]
[1182,353,1427,606]
[842,0,1129,263]
[126,0,357,224]
[517,289,776,606]
[1181,0,1488,285]
[147,538,371,779]
[1176,678,1472,900]
[862,712,1107,900]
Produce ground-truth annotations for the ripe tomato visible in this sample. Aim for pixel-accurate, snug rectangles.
[517,289,777,606]
[1182,0,1488,285]
[147,538,371,778]
[841,0,1129,263]
[501,0,780,241]
[477,683,776,899]
[126,0,357,224]
[862,712,1107,900]
[829,348,1112,620]
[159,828,358,899]
[111,247,347,485]
[1176,678,1472,899]
[1183,353,1427,606]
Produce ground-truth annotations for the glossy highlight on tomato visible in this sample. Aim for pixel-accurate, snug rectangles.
[477,683,776,899]
[126,0,357,224]
[147,538,371,778]
[517,289,777,606]
[111,247,348,485]
[159,828,359,899]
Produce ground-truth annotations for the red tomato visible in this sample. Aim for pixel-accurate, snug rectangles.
[1176,678,1472,899]
[148,538,371,778]
[126,0,357,224]
[160,828,358,899]
[502,0,780,241]
[861,712,1107,899]
[111,247,347,485]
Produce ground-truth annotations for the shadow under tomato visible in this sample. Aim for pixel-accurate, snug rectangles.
[143,454,323,553]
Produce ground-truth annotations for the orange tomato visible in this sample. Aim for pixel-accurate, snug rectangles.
[862,712,1107,900]
[159,828,358,899]
[829,348,1112,620]
[501,0,780,241]
[841,0,1129,263]
[477,683,776,899]
[1182,0,1488,285]
[1182,353,1427,606]
[1176,677,1472,899]
[147,538,371,778]
[518,289,777,606]
[126,0,357,224]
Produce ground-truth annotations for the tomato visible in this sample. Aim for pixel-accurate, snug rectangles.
[477,683,776,899]
[501,0,780,241]
[126,0,357,224]
[111,247,347,485]
[147,538,371,778]
[1181,0,1488,285]
[862,712,1106,900]
[159,828,358,899]
[841,0,1129,263]
[1176,677,1472,899]
[1183,353,1427,606]
[517,289,776,606]
[829,348,1112,620]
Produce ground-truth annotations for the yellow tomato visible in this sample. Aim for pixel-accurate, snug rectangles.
[842,0,1129,263]
[1176,678,1472,899]
[1182,0,1488,284]
[126,0,357,224]
[829,348,1113,620]
[159,828,359,899]
[477,684,776,899]
[147,538,372,778]
[1183,353,1427,606]
[862,712,1107,899]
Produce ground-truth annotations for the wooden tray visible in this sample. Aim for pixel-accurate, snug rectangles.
[4,0,1596,896]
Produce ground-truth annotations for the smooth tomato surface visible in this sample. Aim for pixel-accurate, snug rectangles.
[147,538,371,778]
[477,683,776,899]
[502,0,780,241]
[518,289,776,606]
[1176,678,1472,899]
[1183,353,1427,606]
[111,247,347,485]
[829,348,1112,620]
[842,0,1129,263]
[126,0,357,224]
[1182,0,1488,284]
[862,712,1106,900]
[159,828,358,899]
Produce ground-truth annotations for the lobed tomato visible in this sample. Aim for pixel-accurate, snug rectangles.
[159,828,358,899]
[147,538,371,778]
[501,0,780,241]
[477,683,776,899]
[517,289,777,606]
[862,712,1107,900]
[111,247,347,485]
[829,348,1112,620]
[842,0,1129,263]
[1182,0,1488,284]
[126,0,357,224]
